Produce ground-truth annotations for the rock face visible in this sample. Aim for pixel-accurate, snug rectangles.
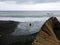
[0,21,19,45]
[32,17,60,45]
[0,21,19,34]
[0,20,38,45]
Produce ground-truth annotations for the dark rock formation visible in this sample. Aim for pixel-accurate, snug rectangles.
[0,20,19,45]
[0,21,19,34]
[32,17,60,45]
[0,20,38,45]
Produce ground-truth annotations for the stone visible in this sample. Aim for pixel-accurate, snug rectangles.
[32,17,60,45]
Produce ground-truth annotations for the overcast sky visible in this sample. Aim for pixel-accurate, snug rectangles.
[0,0,60,11]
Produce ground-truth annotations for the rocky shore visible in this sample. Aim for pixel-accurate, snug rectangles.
[0,20,38,45]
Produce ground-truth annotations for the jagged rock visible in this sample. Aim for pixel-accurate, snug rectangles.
[32,17,60,45]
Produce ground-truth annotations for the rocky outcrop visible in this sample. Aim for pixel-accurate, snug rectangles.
[0,21,19,34]
[0,20,38,45]
[0,21,19,45]
[32,17,60,45]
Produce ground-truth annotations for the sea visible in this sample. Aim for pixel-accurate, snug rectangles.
[0,11,60,22]
[0,11,60,35]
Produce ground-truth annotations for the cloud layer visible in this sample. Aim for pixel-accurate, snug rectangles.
[0,0,60,4]
[0,0,60,10]
[0,2,60,11]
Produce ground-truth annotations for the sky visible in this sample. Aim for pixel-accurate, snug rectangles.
[0,0,60,11]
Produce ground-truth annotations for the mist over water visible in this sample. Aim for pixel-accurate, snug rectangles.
[0,11,60,35]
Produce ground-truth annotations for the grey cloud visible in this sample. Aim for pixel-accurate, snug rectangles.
[33,0,60,3]
[0,0,60,4]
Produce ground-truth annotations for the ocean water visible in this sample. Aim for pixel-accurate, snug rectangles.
[0,11,60,17]
[0,11,60,35]
[0,17,49,22]
[0,17,49,35]
[0,11,60,22]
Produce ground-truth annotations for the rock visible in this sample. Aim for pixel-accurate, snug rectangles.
[0,20,19,45]
[0,20,38,45]
[32,17,60,45]
[0,21,19,34]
